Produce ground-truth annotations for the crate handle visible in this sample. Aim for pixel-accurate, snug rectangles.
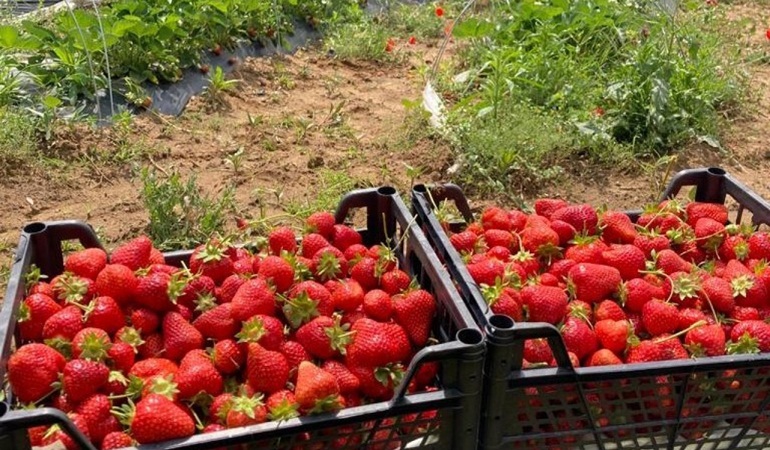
[412,184,474,224]
[487,318,574,370]
[0,407,96,450]
[22,221,104,277]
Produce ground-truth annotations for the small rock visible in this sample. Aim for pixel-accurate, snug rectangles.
[307,155,324,169]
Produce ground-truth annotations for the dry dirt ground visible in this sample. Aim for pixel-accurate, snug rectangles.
[0,4,769,255]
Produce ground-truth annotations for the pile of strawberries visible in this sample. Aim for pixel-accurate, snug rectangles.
[6,212,439,449]
[444,197,770,368]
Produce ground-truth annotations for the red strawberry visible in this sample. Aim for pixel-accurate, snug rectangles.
[350,364,402,401]
[331,224,362,251]
[107,341,135,373]
[42,413,91,450]
[189,241,234,285]
[65,248,108,280]
[699,276,735,314]
[567,263,622,303]
[655,249,693,274]
[94,264,137,305]
[148,248,165,265]
[346,319,411,367]
[561,317,598,361]
[620,278,666,313]
[18,293,62,341]
[130,308,159,336]
[42,304,83,343]
[524,338,553,363]
[63,359,110,402]
[600,211,637,244]
[268,226,298,255]
[686,202,728,227]
[7,343,66,403]
[246,343,290,394]
[602,244,645,281]
[489,290,523,320]
[521,285,567,325]
[295,361,342,413]
[302,233,331,259]
[633,233,671,258]
[694,218,725,252]
[567,299,593,323]
[380,269,411,296]
[101,431,134,450]
[321,360,360,394]
[284,281,334,328]
[625,340,667,363]
[548,258,577,280]
[466,258,505,286]
[278,340,311,375]
[684,324,725,357]
[193,302,238,340]
[344,243,369,262]
[122,394,195,444]
[175,349,223,400]
[587,348,623,366]
[306,212,336,239]
[176,275,216,309]
[393,289,437,347]
[134,272,175,312]
[349,257,379,290]
[226,394,268,428]
[595,319,631,355]
[450,231,480,253]
[296,315,353,359]
[329,279,365,312]
[265,390,300,421]
[749,232,770,260]
[236,314,285,350]
[258,255,295,293]
[731,274,768,309]
[72,327,111,361]
[481,206,514,231]
[550,220,577,247]
[84,296,124,335]
[729,320,770,353]
[642,300,679,336]
[212,339,244,374]
[138,333,164,359]
[594,300,626,321]
[719,235,750,261]
[551,204,598,235]
[534,199,569,220]
[520,226,560,258]
[162,311,204,361]
[565,238,607,264]
[74,394,113,445]
[230,277,276,321]
[110,236,152,270]
[128,357,178,381]
[677,308,708,331]
[209,393,234,424]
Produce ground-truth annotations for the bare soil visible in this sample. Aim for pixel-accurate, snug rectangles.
[0,4,769,255]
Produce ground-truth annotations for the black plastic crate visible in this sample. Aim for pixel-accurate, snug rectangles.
[0,187,485,450]
[412,167,770,450]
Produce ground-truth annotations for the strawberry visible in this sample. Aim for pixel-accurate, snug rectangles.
[233,256,256,275]
[18,293,61,341]
[120,394,195,444]
[63,359,110,402]
[565,237,607,264]
[684,324,725,357]
[226,394,268,428]
[731,274,768,309]
[94,264,137,305]
[641,300,679,336]
[258,255,295,293]
[108,341,135,373]
[729,320,770,353]
[212,339,244,374]
[230,277,276,321]
[600,211,637,244]
[346,319,411,367]
[176,275,216,309]
[561,317,598,361]
[217,274,246,304]
[51,272,95,304]
[550,220,577,247]
[567,299,593,323]
[101,432,134,450]
[633,233,671,258]
[209,393,234,424]
[344,243,369,262]
[594,300,626,321]
[193,302,238,340]
[686,202,728,227]
[619,278,665,313]
[284,280,334,328]
[42,304,83,344]
[162,311,204,361]
[175,349,224,400]
[84,296,124,335]
[489,290,523,320]
[551,204,598,235]
[138,333,164,359]
[312,246,349,281]
[601,244,645,281]
[130,307,159,336]
[548,258,577,280]
[521,285,567,325]
[350,257,379,290]
[306,211,336,239]
[295,361,342,413]
[595,319,631,355]
[380,269,411,296]
[534,199,569,220]
[483,229,515,251]
[72,327,111,360]
[524,338,553,363]
[349,364,403,400]
[148,248,165,265]
[134,272,175,312]
[586,348,623,366]
[65,248,108,280]
[42,413,91,450]
[330,224,362,251]
[748,232,770,260]
[302,233,331,259]
[278,340,311,375]
[321,360,361,394]
[723,259,752,280]
[296,315,353,359]
[567,263,622,303]
[268,226,298,255]
[466,258,505,286]
[128,358,178,382]
[677,308,708,331]
[654,249,693,274]
[189,240,234,285]
[236,314,285,350]
[638,212,683,234]
[75,393,113,445]
[29,281,55,297]
[392,289,436,347]
[481,206,514,231]
[7,343,66,403]
[699,276,735,314]
[450,231,480,253]
[694,217,725,252]
[625,340,667,363]
[719,235,750,261]
[110,236,152,270]
[331,279,365,312]
[246,343,290,394]
[266,390,300,421]
[520,226,560,258]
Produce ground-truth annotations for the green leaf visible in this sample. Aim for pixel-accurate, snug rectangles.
[21,21,56,42]
[43,95,62,109]
[452,18,494,39]
[0,26,18,48]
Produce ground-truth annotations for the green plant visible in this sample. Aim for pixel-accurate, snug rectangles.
[203,66,239,107]
[0,107,39,173]
[284,169,361,218]
[140,168,236,249]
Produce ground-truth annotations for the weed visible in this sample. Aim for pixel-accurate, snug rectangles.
[224,146,245,174]
[0,107,39,174]
[140,168,236,250]
[203,66,239,108]
[284,169,362,218]
[294,117,315,143]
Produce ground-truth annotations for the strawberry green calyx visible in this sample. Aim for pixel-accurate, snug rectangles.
[315,251,343,281]
[283,252,312,282]
[727,332,761,355]
[731,275,755,298]
[324,315,355,355]
[282,291,319,329]
[167,268,195,305]
[267,398,300,421]
[236,317,269,343]
[78,332,112,362]
[112,399,137,428]
[146,375,179,400]
[672,273,701,301]
[569,233,598,247]
[480,280,505,308]
[17,303,31,323]
[195,240,228,264]
[374,363,405,388]
[23,264,46,287]
[55,272,88,304]
[733,241,750,261]
[308,394,343,415]
[116,327,145,350]
[194,292,218,313]
[44,337,72,359]
[230,394,265,419]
